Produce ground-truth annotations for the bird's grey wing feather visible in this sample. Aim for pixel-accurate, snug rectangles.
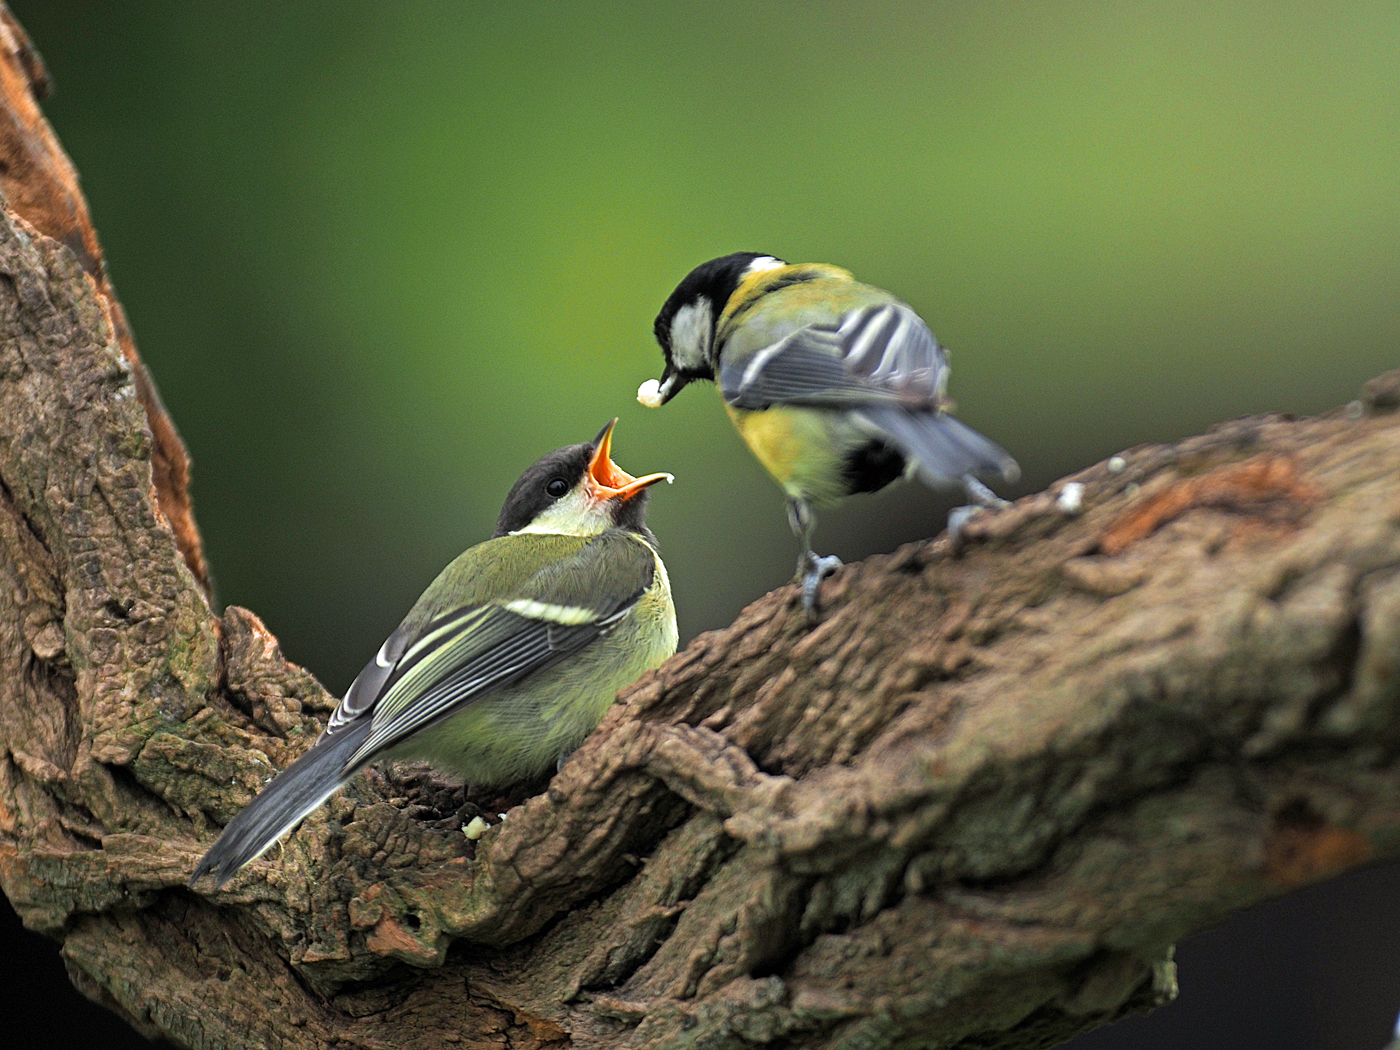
[857,407,1019,484]
[720,303,948,410]
[350,598,640,764]
[327,622,415,733]
[354,533,656,758]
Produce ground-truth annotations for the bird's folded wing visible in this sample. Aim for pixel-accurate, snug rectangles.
[720,302,949,410]
[343,532,657,765]
[327,622,415,733]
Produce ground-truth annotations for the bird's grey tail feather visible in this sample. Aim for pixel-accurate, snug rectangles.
[189,720,373,889]
[858,408,1019,488]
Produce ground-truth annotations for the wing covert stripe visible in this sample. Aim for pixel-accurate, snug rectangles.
[720,302,949,410]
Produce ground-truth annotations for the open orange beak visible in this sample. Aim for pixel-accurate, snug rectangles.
[587,419,673,502]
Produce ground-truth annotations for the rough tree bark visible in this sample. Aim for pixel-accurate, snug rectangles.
[2,8,1400,1049]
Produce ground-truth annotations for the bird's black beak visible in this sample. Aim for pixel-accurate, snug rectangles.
[637,363,689,408]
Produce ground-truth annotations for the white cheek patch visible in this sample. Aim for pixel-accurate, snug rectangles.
[510,487,614,537]
[669,300,713,371]
[743,255,785,276]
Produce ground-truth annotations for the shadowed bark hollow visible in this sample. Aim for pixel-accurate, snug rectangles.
[2,8,1400,1049]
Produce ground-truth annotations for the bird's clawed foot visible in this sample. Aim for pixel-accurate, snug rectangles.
[946,506,979,549]
[798,550,843,622]
[787,497,841,621]
[947,474,1011,549]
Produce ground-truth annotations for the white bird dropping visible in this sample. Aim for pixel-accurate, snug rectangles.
[637,379,664,408]
[1056,482,1085,516]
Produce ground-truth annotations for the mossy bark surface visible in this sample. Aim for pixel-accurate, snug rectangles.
[3,6,1400,1048]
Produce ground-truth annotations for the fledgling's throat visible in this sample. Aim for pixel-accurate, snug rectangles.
[511,487,615,537]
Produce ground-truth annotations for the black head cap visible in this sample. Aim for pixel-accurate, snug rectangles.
[493,443,593,537]
[652,252,783,381]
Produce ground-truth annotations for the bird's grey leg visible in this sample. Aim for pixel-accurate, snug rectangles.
[556,748,574,774]
[963,475,1010,509]
[787,497,842,621]
[947,475,1010,549]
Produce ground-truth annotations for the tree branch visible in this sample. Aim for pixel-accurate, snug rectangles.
[2,8,1399,1048]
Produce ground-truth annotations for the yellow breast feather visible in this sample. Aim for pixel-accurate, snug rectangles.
[725,404,847,505]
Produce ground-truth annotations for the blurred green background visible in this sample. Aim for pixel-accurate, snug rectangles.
[11,0,1399,680]
[2,2,1398,1048]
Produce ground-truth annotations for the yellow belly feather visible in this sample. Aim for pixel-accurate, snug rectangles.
[725,404,847,505]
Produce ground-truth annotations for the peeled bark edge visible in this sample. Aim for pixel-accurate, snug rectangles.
[0,7,208,595]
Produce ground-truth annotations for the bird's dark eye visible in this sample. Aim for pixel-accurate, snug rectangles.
[545,478,569,498]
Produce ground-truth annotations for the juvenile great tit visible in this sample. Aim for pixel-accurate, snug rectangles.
[191,420,676,888]
[639,252,1018,617]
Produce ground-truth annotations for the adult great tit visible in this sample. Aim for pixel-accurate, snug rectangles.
[638,252,1018,617]
[191,421,676,888]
